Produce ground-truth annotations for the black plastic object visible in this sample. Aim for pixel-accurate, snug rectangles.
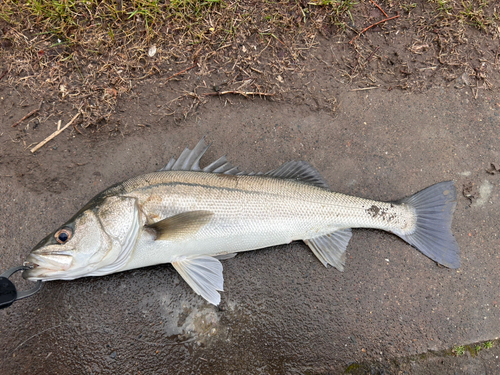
[0,266,43,309]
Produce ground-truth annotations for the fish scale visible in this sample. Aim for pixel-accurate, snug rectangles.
[23,138,460,305]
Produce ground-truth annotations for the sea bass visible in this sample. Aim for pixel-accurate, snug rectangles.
[23,138,460,305]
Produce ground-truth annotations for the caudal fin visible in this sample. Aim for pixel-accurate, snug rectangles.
[395,181,460,268]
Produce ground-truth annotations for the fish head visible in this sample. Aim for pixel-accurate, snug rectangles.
[23,195,140,281]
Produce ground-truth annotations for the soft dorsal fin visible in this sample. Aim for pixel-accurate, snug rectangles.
[146,211,214,241]
[265,161,330,189]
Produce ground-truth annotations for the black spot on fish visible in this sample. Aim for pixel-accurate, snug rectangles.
[366,205,380,217]
[366,205,397,222]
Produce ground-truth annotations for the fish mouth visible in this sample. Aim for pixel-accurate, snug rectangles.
[22,253,74,280]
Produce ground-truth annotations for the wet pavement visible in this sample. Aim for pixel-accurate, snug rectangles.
[1,86,499,374]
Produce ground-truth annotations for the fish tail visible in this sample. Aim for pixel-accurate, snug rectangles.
[394,181,460,268]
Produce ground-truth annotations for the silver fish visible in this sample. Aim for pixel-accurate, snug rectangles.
[23,138,460,305]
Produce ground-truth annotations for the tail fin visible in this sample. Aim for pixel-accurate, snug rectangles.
[395,181,460,268]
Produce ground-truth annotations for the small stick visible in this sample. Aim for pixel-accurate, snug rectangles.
[369,0,388,17]
[350,86,380,91]
[0,70,7,81]
[12,101,43,128]
[165,64,197,82]
[30,110,81,153]
[349,14,400,44]
[365,46,380,63]
[203,91,274,97]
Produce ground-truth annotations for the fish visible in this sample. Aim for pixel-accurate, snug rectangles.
[23,138,460,305]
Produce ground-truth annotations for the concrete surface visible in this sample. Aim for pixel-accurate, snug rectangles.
[1,84,499,373]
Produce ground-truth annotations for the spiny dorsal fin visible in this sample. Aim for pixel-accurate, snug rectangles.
[265,161,330,189]
[202,155,239,175]
[160,137,210,172]
[160,138,241,175]
[146,211,214,241]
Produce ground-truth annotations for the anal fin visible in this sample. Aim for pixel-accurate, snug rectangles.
[304,228,352,271]
[172,255,224,305]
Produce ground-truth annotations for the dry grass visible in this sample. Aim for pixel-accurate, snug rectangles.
[0,0,498,127]
[0,0,360,124]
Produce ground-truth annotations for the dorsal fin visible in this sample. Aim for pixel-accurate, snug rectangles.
[160,138,241,175]
[160,137,210,172]
[160,139,330,188]
[265,161,330,189]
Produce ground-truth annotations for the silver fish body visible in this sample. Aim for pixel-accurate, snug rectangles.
[23,139,460,305]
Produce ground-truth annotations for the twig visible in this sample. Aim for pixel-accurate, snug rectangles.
[350,86,380,91]
[12,101,43,127]
[165,64,197,82]
[365,46,380,63]
[369,0,388,17]
[250,67,264,74]
[30,110,81,153]
[0,70,7,81]
[203,91,274,97]
[349,13,400,44]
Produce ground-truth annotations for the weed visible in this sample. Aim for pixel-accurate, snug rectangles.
[453,345,465,356]
[459,0,491,30]
[434,0,454,15]
[483,341,493,349]
[401,3,417,12]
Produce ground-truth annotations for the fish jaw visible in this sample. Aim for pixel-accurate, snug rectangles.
[23,248,74,280]
[22,239,110,281]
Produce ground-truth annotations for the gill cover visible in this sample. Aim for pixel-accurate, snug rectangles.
[23,196,140,280]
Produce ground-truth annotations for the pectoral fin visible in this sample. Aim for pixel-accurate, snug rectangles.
[172,255,224,305]
[146,210,214,241]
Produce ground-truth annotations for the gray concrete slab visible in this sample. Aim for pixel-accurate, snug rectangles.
[1,86,499,373]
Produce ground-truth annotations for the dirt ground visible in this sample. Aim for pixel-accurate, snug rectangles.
[1,1,500,374]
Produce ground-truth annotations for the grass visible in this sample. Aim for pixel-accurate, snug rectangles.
[0,0,363,124]
[429,0,498,30]
[452,340,496,357]
[483,341,493,349]
[345,339,499,373]
[453,345,466,356]
[0,0,498,126]
[2,1,494,49]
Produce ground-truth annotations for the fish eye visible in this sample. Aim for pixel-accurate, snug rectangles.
[55,228,72,244]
